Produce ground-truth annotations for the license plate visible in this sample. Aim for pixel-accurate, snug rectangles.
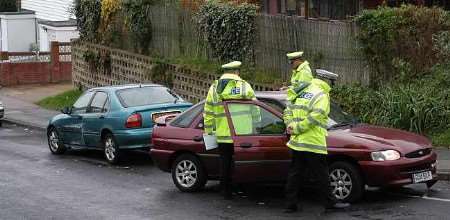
[412,171,432,183]
[151,111,180,122]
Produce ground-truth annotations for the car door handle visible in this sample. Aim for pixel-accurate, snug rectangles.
[240,143,253,148]
[193,136,203,142]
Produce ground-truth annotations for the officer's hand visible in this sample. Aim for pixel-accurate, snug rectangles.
[286,126,293,135]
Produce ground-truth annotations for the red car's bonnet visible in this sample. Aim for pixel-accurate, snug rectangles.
[329,124,432,155]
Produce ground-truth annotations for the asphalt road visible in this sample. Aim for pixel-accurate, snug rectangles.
[0,123,450,220]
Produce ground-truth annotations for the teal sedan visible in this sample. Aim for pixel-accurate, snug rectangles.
[47,84,192,164]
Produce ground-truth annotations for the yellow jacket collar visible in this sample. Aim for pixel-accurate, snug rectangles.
[220,73,242,80]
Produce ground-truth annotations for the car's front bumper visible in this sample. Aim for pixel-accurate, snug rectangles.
[359,152,438,187]
[114,128,153,150]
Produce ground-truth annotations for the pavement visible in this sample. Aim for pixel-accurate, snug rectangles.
[1,123,450,219]
[0,83,70,130]
[0,83,449,181]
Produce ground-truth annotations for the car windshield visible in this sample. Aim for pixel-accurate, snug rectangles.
[278,100,357,129]
[117,86,183,107]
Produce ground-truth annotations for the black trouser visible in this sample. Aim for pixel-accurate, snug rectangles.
[285,150,337,208]
[219,143,234,197]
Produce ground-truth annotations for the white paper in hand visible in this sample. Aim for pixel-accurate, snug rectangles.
[203,134,218,151]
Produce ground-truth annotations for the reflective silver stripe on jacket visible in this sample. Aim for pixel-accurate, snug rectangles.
[287,104,309,111]
[230,111,252,117]
[288,140,327,152]
[206,101,223,107]
[309,92,325,109]
[311,108,327,116]
[307,115,328,129]
[241,81,246,99]
[217,136,233,141]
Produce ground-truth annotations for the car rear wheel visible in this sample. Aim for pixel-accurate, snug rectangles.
[103,133,120,164]
[172,154,207,192]
[47,127,66,154]
[329,161,364,203]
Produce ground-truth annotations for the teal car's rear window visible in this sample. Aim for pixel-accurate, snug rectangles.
[117,86,183,107]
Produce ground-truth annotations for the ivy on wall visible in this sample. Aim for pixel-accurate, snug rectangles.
[122,0,158,55]
[196,1,257,62]
[74,0,102,42]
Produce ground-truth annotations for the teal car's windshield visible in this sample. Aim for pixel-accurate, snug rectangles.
[117,86,184,107]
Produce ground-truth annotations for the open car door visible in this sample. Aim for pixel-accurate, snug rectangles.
[224,100,291,183]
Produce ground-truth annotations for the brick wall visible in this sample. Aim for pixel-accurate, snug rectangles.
[0,42,72,86]
[72,41,279,103]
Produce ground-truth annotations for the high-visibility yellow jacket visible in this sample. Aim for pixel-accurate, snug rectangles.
[204,73,256,143]
[283,61,331,155]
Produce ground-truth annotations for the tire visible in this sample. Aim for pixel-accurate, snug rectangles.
[329,161,364,203]
[103,133,120,164]
[47,127,66,155]
[171,154,207,192]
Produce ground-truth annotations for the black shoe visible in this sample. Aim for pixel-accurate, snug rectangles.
[325,202,350,210]
[284,205,301,213]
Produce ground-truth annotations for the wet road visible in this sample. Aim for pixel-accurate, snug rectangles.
[0,123,449,220]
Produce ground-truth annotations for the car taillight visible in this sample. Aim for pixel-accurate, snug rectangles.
[126,113,142,128]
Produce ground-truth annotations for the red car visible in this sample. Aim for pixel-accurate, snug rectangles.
[150,91,438,202]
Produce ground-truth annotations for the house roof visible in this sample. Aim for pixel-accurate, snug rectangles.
[38,19,77,27]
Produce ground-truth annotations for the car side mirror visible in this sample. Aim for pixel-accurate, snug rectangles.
[61,107,72,115]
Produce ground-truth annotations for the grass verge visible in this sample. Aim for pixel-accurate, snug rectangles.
[36,89,83,111]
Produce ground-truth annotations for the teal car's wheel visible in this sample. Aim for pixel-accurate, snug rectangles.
[47,127,66,155]
[103,133,120,164]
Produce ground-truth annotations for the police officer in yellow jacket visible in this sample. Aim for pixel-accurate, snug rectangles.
[204,61,256,199]
[283,52,350,213]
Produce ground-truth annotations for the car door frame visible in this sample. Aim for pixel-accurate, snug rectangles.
[61,90,95,147]
[82,90,111,148]
[222,99,291,183]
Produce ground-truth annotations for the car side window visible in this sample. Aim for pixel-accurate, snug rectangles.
[88,92,108,113]
[228,103,286,136]
[72,91,94,114]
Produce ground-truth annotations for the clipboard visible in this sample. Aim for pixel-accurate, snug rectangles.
[203,134,218,151]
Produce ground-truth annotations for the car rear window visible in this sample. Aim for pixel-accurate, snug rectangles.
[171,103,204,128]
[117,86,183,107]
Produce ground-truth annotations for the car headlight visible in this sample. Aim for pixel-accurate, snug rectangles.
[371,150,401,161]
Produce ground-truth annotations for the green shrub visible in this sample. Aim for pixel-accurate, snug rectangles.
[0,0,17,12]
[197,1,257,62]
[356,5,450,86]
[333,62,450,141]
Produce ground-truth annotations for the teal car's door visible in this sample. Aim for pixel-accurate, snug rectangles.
[61,91,94,146]
[83,91,109,147]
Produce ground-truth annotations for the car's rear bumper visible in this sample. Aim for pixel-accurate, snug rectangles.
[114,128,152,149]
[359,152,438,187]
[150,148,174,172]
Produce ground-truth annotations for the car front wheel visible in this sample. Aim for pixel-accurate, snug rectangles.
[172,154,207,192]
[103,133,120,164]
[329,161,364,203]
[47,127,66,154]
